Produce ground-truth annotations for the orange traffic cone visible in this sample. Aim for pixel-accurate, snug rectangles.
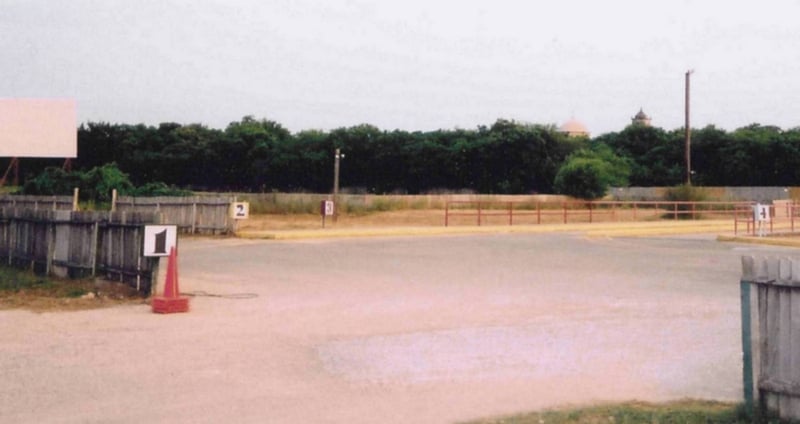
[152,247,190,314]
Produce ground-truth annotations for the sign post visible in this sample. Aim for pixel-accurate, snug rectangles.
[230,201,250,233]
[320,200,335,228]
[753,203,770,237]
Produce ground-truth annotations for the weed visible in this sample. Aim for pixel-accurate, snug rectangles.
[465,400,784,424]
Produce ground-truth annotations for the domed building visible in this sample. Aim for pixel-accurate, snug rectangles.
[631,108,651,127]
[558,117,590,138]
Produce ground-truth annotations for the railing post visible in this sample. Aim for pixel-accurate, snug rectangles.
[477,202,482,226]
[445,202,449,227]
[563,202,567,224]
[770,206,774,234]
[588,202,593,223]
[508,202,513,226]
[537,203,541,224]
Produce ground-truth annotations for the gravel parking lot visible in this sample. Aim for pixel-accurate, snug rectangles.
[1,232,795,423]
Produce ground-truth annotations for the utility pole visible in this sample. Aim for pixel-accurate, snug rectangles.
[333,148,343,222]
[685,69,694,186]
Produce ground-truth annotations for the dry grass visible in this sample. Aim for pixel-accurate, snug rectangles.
[236,207,721,232]
[237,210,449,231]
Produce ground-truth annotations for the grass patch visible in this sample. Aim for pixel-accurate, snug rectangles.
[465,400,791,424]
[0,265,146,311]
[0,267,56,292]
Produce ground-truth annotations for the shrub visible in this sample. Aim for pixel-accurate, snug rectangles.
[664,183,709,202]
[20,163,189,205]
[664,184,710,219]
[554,146,630,200]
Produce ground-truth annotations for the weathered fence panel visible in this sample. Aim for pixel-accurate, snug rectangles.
[95,212,160,292]
[0,208,160,294]
[741,256,800,420]
[0,195,74,210]
[115,196,233,234]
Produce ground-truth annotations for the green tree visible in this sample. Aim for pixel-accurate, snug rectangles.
[554,146,630,199]
[81,163,135,202]
[597,125,681,186]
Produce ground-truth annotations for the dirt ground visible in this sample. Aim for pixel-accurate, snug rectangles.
[3,230,796,423]
[235,208,672,232]
[237,210,451,231]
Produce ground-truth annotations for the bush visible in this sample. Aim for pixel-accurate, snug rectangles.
[20,163,189,205]
[663,184,710,219]
[554,146,630,200]
[21,167,82,196]
[664,183,709,202]
[129,182,192,197]
[81,163,134,203]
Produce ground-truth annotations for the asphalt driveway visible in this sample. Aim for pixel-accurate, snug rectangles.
[1,232,795,423]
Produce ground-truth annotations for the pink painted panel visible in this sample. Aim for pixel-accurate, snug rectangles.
[0,98,77,158]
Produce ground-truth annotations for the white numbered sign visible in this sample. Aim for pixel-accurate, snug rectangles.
[143,225,177,257]
[321,200,335,216]
[232,202,250,220]
[754,204,770,222]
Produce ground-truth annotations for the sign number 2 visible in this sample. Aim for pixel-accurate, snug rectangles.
[232,202,249,220]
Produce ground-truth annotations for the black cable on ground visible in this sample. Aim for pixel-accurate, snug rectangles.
[184,290,259,299]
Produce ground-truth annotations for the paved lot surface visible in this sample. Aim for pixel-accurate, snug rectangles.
[1,232,797,423]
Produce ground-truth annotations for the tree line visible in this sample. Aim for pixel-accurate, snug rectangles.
[6,116,800,199]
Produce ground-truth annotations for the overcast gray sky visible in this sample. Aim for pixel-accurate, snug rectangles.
[3,0,799,136]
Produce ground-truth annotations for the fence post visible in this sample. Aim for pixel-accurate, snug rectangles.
[537,203,541,224]
[46,215,55,275]
[508,202,513,226]
[72,188,79,211]
[445,202,449,227]
[111,189,118,212]
[477,202,482,226]
[90,220,99,277]
[740,277,755,416]
[191,201,197,234]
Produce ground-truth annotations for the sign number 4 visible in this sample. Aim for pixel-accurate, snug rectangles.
[754,204,770,222]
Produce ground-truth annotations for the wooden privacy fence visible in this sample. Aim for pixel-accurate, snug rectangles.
[114,195,235,234]
[0,194,76,211]
[0,208,160,294]
[740,256,800,421]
